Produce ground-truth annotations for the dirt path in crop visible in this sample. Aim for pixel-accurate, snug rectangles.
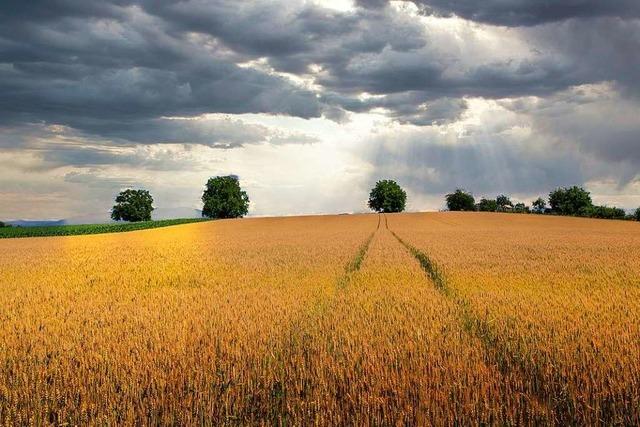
[384,213,569,424]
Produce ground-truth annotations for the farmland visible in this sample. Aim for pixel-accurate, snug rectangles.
[0,213,639,424]
[0,218,209,239]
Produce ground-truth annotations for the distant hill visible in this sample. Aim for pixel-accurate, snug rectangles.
[153,207,202,221]
[6,220,67,227]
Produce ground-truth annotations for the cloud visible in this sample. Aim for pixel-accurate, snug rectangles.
[2,0,638,134]
[357,0,640,26]
[0,1,326,141]
[364,89,640,206]
[501,84,640,174]
[1,0,640,218]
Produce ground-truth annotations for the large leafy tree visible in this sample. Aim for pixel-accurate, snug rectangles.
[202,175,250,219]
[548,186,593,216]
[635,207,640,221]
[111,189,154,222]
[445,189,475,211]
[368,180,407,213]
[477,198,498,212]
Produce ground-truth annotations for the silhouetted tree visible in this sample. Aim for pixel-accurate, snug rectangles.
[202,175,250,219]
[445,189,475,211]
[111,189,154,222]
[548,186,593,216]
[368,180,407,213]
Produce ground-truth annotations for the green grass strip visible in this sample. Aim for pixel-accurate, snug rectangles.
[0,218,211,239]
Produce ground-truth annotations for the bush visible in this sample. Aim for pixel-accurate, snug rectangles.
[111,189,154,222]
[635,207,640,221]
[368,180,407,213]
[445,189,475,211]
[588,205,627,220]
[202,175,250,219]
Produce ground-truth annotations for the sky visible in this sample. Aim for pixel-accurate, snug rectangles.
[1,0,640,221]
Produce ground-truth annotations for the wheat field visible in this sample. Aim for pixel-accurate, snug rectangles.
[1,213,639,425]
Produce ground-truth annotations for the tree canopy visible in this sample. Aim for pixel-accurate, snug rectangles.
[368,180,407,213]
[477,198,497,212]
[635,207,640,221]
[111,189,154,222]
[588,205,626,220]
[445,189,475,211]
[532,197,546,213]
[496,194,512,208]
[202,175,250,219]
[548,186,592,216]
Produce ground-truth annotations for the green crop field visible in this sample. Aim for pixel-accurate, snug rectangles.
[0,218,209,239]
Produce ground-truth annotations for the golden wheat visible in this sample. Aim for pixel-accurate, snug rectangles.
[1,212,639,425]
[389,212,640,425]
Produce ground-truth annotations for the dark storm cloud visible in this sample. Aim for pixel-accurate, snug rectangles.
[0,0,325,142]
[1,0,640,179]
[357,0,640,26]
[138,0,357,59]
[525,18,640,97]
[3,0,639,137]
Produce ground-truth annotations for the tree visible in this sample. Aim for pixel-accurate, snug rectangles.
[513,202,528,213]
[111,189,154,222]
[532,197,546,214]
[635,207,640,221]
[445,189,475,211]
[0,221,4,228]
[477,198,497,212]
[496,194,512,208]
[368,180,407,213]
[202,175,250,219]
[548,186,593,216]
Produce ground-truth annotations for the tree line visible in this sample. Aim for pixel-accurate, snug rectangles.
[444,186,640,221]
[367,180,640,221]
[17,177,631,225]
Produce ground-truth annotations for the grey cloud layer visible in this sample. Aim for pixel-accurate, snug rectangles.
[4,0,638,138]
[358,0,640,26]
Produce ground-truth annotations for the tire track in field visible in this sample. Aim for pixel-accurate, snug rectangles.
[265,219,380,422]
[384,214,564,423]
